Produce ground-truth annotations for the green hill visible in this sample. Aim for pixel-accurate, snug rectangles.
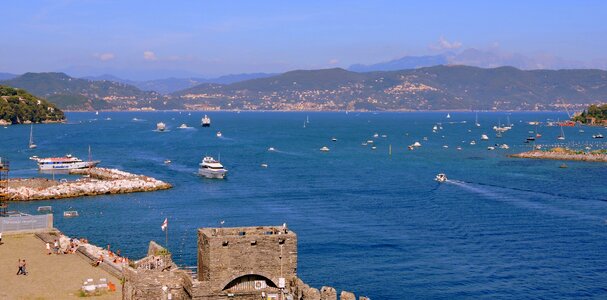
[174,65,607,111]
[0,72,163,110]
[0,85,65,124]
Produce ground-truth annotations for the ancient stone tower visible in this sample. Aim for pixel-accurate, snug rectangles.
[197,225,298,297]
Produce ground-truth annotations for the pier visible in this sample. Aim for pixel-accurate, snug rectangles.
[6,167,171,201]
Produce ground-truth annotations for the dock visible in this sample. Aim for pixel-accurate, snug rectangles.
[6,167,171,201]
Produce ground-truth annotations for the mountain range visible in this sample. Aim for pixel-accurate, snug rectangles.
[1,65,606,111]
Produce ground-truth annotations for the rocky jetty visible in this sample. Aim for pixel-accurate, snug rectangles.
[7,167,171,201]
[510,148,607,162]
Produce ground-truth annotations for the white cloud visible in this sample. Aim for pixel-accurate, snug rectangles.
[430,36,463,51]
[143,51,157,61]
[94,52,115,61]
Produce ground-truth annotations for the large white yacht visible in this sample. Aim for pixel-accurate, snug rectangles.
[201,115,211,127]
[198,156,227,179]
[30,154,100,170]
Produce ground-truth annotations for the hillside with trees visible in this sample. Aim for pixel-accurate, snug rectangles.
[0,85,65,124]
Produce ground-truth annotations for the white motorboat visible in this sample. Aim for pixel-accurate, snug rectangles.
[157,122,166,131]
[371,146,377,150]
[446,113,451,119]
[373,133,379,138]
[320,146,330,152]
[412,142,422,147]
[435,173,447,182]
[216,131,222,137]
[480,134,489,141]
[500,144,510,149]
[179,124,189,129]
[268,147,276,152]
[592,133,604,139]
[331,137,337,142]
[164,159,171,164]
[487,146,496,150]
[198,156,227,179]
[470,140,476,145]
[30,154,99,170]
[63,211,79,218]
[201,115,211,127]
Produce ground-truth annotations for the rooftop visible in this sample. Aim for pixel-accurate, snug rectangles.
[199,225,295,238]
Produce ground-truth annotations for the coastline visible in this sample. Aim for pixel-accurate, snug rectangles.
[509,149,607,162]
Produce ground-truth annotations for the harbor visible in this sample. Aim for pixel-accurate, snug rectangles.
[6,167,171,201]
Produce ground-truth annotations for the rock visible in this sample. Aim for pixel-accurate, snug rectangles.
[340,291,356,300]
[321,286,337,300]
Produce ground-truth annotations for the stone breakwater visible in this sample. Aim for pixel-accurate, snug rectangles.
[509,150,607,162]
[7,167,171,201]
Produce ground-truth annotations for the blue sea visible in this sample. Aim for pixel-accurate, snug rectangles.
[2,111,607,299]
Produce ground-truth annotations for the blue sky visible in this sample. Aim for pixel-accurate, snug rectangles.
[1,0,606,80]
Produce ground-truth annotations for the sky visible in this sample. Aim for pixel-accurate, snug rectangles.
[1,0,606,80]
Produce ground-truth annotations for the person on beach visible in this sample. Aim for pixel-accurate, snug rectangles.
[46,242,51,255]
[93,254,104,267]
[53,239,59,254]
[0,231,3,245]
[16,259,24,275]
[21,259,27,275]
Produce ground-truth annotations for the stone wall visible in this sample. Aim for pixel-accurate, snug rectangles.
[198,226,297,294]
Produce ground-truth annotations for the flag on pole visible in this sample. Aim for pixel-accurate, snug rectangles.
[161,218,168,231]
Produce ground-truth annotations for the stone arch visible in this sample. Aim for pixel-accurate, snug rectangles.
[222,273,278,291]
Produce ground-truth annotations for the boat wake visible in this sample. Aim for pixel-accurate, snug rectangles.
[446,179,605,223]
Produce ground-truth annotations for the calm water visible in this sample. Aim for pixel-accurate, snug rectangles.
[2,111,607,299]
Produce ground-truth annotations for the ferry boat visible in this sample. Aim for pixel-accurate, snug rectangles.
[30,154,100,170]
[157,122,166,131]
[198,156,227,179]
[201,115,211,127]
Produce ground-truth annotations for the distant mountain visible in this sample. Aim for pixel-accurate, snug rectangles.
[83,73,275,94]
[349,55,449,72]
[0,85,65,124]
[0,72,163,110]
[0,72,18,81]
[173,65,607,111]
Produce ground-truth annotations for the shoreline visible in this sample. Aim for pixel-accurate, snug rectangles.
[509,150,607,162]
[7,167,171,201]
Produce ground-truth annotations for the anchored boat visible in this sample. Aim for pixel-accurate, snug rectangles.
[30,154,99,170]
[201,115,211,127]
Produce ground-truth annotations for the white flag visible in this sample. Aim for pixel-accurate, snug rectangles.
[161,218,168,231]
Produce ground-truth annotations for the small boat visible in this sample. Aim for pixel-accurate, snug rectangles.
[361,142,368,146]
[260,163,268,168]
[500,144,510,149]
[442,145,448,149]
[559,164,568,169]
[475,112,480,127]
[63,211,79,218]
[164,159,171,164]
[557,125,566,140]
[373,133,379,138]
[201,115,211,127]
[179,124,189,129]
[216,131,222,137]
[37,206,52,213]
[456,146,462,151]
[526,136,536,141]
[593,134,604,139]
[412,142,422,147]
[28,124,37,149]
[446,113,451,119]
[381,134,387,138]
[331,137,337,142]
[470,140,476,145]
[480,134,489,141]
[95,111,99,115]
[371,146,377,150]
[268,147,276,152]
[435,173,447,182]
[367,140,374,144]
[487,146,496,150]
[157,122,166,131]
[320,146,330,152]
[423,137,428,141]
[198,156,227,179]
[408,145,414,150]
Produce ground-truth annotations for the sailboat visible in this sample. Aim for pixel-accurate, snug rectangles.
[306,115,310,124]
[475,112,480,127]
[557,125,565,140]
[446,113,451,119]
[28,124,37,149]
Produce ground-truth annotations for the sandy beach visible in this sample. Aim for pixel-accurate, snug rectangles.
[0,232,121,299]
